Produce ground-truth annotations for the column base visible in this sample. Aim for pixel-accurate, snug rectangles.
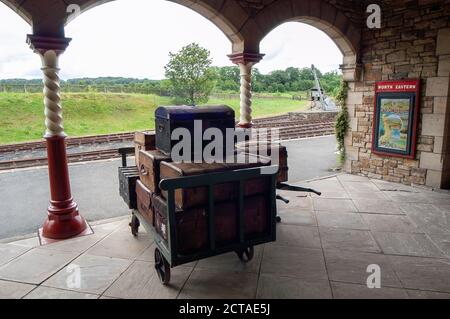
[41,201,89,239]
[39,218,92,246]
[39,201,91,244]
[238,122,253,129]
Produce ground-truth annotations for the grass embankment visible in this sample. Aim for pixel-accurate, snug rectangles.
[0,92,307,144]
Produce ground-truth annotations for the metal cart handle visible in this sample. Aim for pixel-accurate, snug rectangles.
[277,182,322,196]
[118,147,134,167]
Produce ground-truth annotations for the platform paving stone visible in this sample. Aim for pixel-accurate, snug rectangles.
[261,245,328,280]
[0,280,36,299]
[406,290,450,299]
[256,274,332,299]
[39,231,109,254]
[389,256,450,293]
[336,174,371,182]
[4,174,450,298]
[86,226,151,260]
[361,214,421,233]
[0,248,78,284]
[341,181,380,194]
[330,282,410,299]
[270,224,321,249]
[196,246,263,273]
[0,244,30,267]
[427,234,450,258]
[371,179,418,192]
[178,268,259,299]
[352,198,405,215]
[372,232,445,258]
[343,191,389,200]
[6,236,40,248]
[312,198,358,212]
[277,192,313,210]
[319,227,381,253]
[43,254,132,295]
[276,209,316,226]
[383,191,432,204]
[401,203,450,235]
[104,261,192,299]
[323,250,403,288]
[304,179,349,199]
[316,211,368,230]
[24,286,99,299]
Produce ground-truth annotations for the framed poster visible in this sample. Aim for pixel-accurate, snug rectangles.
[372,80,420,159]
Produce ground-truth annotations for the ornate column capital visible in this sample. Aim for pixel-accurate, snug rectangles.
[27,35,71,56]
[228,52,265,65]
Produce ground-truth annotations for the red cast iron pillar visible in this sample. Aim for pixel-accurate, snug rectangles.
[228,53,264,128]
[27,35,88,240]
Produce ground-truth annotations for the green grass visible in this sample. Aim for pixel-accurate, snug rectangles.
[0,92,307,144]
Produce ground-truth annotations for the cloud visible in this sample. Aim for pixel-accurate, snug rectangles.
[0,0,343,80]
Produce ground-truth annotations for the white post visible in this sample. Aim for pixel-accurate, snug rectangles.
[40,50,65,137]
[238,62,254,128]
[228,52,264,128]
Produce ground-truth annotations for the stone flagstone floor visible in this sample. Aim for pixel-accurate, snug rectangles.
[0,174,450,299]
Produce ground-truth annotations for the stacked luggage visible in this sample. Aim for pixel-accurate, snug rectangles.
[119,105,288,284]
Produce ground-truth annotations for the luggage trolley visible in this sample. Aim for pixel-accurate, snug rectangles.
[118,147,321,285]
[130,165,278,284]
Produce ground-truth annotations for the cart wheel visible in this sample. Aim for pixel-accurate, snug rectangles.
[276,216,282,223]
[129,215,140,237]
[154,248,171,285]
[237,246,254,263]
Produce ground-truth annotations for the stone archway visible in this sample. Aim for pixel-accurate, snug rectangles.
[238,0,362,81]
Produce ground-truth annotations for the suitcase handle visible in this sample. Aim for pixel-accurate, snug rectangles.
[140,164,149,176]
[158,123,164,133]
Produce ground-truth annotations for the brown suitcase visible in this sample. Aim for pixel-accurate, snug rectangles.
[134,131,156,168]
[136,180,154,226]
[236,142,288,183]
[152,194,268,255]
[138,150,171,194]
[159,153,271,209]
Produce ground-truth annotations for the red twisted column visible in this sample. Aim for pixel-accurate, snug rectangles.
[228,53,264,128]
[27,35,88,241]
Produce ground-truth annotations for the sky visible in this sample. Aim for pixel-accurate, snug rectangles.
[0,0,343,80]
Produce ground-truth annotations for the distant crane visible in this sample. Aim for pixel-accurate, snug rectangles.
[310,64,337,111]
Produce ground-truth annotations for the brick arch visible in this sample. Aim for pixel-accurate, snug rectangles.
[0,0,248,45]
[239,0,361,78]
[69,0,246,46]
[0,0,32,25]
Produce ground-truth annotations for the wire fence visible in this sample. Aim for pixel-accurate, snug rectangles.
[0,84,307,100]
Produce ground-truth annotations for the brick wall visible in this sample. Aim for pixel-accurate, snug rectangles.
[345,1,450,188]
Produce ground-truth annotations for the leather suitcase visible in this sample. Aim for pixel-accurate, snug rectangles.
[118,166,139,209]
[159,153,271,209]
[134,131,156,168]
[138,150,171,194]
[155,105,235,157]
[136,180,154,226]
[236,142,288,183]
[152,194,268,255]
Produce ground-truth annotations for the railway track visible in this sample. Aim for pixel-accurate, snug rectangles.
[0,115,336,171]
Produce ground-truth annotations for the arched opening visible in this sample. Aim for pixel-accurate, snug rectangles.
[257,21,345,183]
[0,1,42,239]
[0,0,244,238]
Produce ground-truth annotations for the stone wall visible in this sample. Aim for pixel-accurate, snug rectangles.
[344,1,450,188]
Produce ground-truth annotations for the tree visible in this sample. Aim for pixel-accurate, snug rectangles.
[164,43,216,105]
